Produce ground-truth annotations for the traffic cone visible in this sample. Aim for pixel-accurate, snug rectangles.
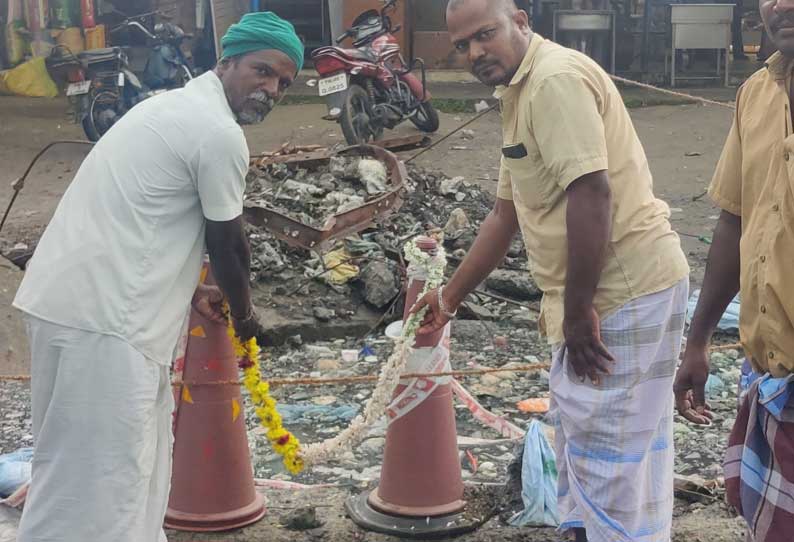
[347,236,477,538]
[165,263,265,531]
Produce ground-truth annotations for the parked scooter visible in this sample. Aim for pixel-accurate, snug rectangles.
[311,0,439,145]
[63,11,193,141]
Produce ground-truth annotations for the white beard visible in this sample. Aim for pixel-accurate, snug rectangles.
[236,90,276,125]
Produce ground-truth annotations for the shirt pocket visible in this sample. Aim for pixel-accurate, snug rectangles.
[502,139,556,210]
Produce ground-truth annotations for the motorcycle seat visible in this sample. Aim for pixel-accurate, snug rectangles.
[78,47,124,63]
[338,48,377,62]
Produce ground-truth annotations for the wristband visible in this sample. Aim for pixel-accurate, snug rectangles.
[438,285,458,319]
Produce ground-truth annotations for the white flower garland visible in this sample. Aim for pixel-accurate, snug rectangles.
[300,238,446,467]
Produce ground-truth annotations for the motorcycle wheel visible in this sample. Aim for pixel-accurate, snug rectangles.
[410,101,440,133]
[82,90,121,142]
[340,84,383,145]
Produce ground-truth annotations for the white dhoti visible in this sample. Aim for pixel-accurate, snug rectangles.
[18,317,174,542]
[549,279,688,542]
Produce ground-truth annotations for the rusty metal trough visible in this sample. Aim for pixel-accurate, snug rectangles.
[244,144,407,251]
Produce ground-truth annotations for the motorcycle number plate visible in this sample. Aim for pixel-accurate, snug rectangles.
[66,81,91,96]
[117,72,125,87]
[318,73,348,97]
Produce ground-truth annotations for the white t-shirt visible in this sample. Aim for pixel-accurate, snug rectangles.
[14,71,248,365]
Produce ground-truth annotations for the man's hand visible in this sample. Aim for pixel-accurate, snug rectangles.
[562,306,614,384]
[674,343,714,425]
[192,284,226,324]
[409,287,458,335]
[232,311,266,343]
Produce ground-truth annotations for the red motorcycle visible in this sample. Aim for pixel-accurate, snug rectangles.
[311,0,439,145]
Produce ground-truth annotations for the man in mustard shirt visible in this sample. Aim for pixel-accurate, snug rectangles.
[674,0,794,539]
[412,1,689,540]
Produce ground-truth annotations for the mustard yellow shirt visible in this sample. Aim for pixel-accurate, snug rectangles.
[495,34,690,344]
[709,52,794,376]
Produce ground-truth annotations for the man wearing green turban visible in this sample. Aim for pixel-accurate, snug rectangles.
[216,11,305,124]
[14,11,303,542]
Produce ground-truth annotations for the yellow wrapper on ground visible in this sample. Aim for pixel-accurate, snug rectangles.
[322,247,359,285]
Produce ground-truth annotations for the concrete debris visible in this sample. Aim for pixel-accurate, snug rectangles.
[439,176,465,196]
[313,307,336,322]
[444,208,471,237]
[304,345,335,358]
[359,260,400,308]
[246,161,537,337]
[485,270,542,301]
[280,507,323,530]
[459,302,496,321]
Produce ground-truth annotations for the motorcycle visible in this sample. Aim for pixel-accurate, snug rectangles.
[311,0,439,145]
[62,11,193,141]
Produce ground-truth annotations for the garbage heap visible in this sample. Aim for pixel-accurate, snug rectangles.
[244,156,542,323]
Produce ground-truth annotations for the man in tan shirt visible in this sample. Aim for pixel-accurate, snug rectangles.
[412,1,689,541]
[674,0,794,539]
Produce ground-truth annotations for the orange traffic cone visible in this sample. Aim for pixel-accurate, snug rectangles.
[164,264,265,531]
[347,237,478,537]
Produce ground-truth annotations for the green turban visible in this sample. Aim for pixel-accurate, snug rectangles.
[221,12,304,72]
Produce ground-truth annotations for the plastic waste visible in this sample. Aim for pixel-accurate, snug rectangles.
[0,56,58,97]
[322,247,359,285]
[0,448,33,498]
[687,289,740,332]
[516,397,550,414]
[704,374,725,398]
[508,420,559,527]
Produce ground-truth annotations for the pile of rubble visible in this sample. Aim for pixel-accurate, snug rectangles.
[244,156,541,321]
[246,155,393,228]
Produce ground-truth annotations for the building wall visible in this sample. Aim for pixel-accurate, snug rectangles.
[210,0,247,56]
[341,0,410,54]
[156,0,198,36]
[154,0,508,70]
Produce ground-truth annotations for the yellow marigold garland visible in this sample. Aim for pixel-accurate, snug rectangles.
[226,320,304,475]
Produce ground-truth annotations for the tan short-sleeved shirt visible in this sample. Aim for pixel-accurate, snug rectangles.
[495,34,689,344]
[709,53,794,376]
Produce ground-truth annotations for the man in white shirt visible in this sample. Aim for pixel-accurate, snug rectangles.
[13,12,303,542]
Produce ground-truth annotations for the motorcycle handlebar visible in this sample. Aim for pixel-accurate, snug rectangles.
[335,31,349,44]
[112,20,157,40]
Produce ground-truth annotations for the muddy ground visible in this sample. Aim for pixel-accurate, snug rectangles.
[0,94,744,541]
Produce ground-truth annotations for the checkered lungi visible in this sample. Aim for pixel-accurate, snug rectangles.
[724,365,794,542]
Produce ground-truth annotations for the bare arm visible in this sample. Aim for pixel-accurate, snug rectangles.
[205,217,261,340]
[412,197,520,334]
[686,210,742,347]
[561,171,615,383]
[564,171,612,318]
[675,210,741,423]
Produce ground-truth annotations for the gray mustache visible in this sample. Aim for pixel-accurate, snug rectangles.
[246,91,275,109]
